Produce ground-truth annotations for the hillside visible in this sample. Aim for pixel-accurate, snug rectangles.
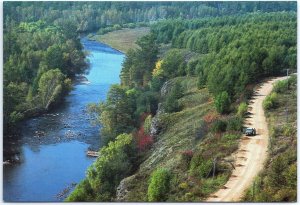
[116,76,244,201]
[67,11,296,202]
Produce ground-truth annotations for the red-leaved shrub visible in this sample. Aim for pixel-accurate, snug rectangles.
[134,127,153,151]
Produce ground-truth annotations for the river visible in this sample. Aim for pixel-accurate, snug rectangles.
[3,38,124,202]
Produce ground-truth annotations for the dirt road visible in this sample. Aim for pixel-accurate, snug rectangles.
[207,76,287,202]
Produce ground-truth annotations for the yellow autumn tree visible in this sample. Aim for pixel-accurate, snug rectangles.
[152,60,163,77]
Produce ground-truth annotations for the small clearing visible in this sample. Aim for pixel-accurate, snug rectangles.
[91,27,150,53]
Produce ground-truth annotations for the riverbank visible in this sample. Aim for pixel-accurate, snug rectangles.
[89,27,150,53]
[3,39,124,202]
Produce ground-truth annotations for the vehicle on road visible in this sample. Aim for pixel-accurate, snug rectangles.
[245,128,256,136]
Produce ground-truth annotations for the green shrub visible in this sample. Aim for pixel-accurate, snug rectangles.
[283,163,297,189]
[65,179,94,202]
[143,115,152,135]
[273,76,296,93]
[190,155,213,178]
[197,72,206,89]
[263,92,278,110]
[282,124,296,137]
[113,24,122,30]
[161,49,186,78]
[226,116,243,131]
[222,134,240,142]
[186,59,198,76]
[179,182,188,189]
[237,102,248,117]
[273,80,289,93]
[147,168,171,202]
[211,119,227,133]
[288,75,297,87]
[214,91,231,114]
[267,155,289,188]
[164,82,183,113]
[68,134,133,201]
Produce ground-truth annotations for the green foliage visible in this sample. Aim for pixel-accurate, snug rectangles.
[3,17,87,132]
[283,163,297,189]
[189,154,212,178]
[237,102,248,117]
[149,76,164,92]
[69,133,134,202]
[147,168,171,202]
[3,82,28,128]
[9,111,24,124]
[98,85,135,144]
[263,92,278,110]
[273,80,289,93]
[226,116,243,132]
[282,124,296,138]
[214,91,231,114]
[120,34,158,88]
[210,119,227,133]
[197,71,206,89]
[38,69,65,110]
[273,76,296,94]
[164,82,184,113]
[143,115,152,135]
[160,49,186,78]
[135,91,159,117]
[221,134,240,141]
[66,179,95,202]
[178,182,188,189]
[268,155,288,188]
[152,12,296,101]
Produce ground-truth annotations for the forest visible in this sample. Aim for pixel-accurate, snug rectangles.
[3,20,88,133]
[67,10,297,202]
[4,1,296,33]
[3,1,297,202]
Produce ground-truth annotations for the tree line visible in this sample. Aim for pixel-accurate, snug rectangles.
[4,2,296,33]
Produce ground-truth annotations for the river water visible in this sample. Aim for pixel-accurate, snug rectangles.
[3,38,124,202]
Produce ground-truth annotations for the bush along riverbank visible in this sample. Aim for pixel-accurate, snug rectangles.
[4,20,88,135]
[67,11,296,202]
[242,75,297,202]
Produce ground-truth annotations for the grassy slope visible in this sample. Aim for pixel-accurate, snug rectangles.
[90,27,150,53]
[120,77,241,201]
[242,76,297,202]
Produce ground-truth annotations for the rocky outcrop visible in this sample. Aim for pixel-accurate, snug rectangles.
[116,175,136,201]
[150,80,172,138]
[150,116,161,138]
[150,102,165,138]
[160,80,172,97]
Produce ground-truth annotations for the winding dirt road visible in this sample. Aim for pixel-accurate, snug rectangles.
[207,76,287,202]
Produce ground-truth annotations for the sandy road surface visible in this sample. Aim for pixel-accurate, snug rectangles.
[207,76,287,202]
